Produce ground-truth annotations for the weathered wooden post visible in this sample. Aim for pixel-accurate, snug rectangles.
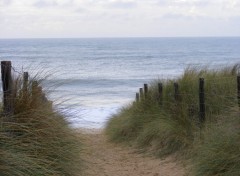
[158,83,163,104]
[237,75,240,108]
[174,82,179,101]
[136,93,140,102]
[144,84,148,98]
[23,72,29,92]
[199,78,205,124]
[139,88,144,100]
[1,61,14,115]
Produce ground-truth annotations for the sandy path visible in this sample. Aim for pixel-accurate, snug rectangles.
[79,129,186,176]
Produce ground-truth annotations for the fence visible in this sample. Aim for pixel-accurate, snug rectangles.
[135,75,240,125]
[2,60,239,125]
[1,61,50,116]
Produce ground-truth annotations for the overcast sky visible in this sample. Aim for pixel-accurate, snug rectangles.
[0,0,240,38]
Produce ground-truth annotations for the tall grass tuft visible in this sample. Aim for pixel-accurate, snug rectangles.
[106,65,239,158]
[0,73,82,176]
[191,109,240,176]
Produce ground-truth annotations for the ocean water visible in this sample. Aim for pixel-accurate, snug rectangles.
[0,37,240,128]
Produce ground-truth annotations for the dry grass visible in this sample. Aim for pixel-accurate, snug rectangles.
[0,73,82,176]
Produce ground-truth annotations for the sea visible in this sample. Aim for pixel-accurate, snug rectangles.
[0,37,240,128]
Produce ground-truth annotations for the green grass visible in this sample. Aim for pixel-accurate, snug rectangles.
[0,74,82,176]
[191,110,240,176]
[106,64,240,174]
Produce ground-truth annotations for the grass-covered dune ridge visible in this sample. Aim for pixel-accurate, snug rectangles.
[192,110,240,176]
[106,64,240,175]
[0,70,82,176]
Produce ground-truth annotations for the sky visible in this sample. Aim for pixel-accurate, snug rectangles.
[0,0,240,38]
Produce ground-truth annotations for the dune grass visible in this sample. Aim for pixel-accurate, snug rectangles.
[0,74,82,176]
[106,64,240,174]
[191,109,240,176]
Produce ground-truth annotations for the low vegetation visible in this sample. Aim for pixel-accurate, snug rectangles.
[192,111,240,176]
[106,64,240,175]
[0,73,82,176]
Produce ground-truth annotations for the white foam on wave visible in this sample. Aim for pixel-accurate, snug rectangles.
[60,105,122,128]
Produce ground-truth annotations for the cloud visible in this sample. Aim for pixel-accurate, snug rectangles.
[33,0,74,8]
[0,0,12,5]
[161,13,193,20]
[0,0,240,38]
[33,0,58,8]
[154,0,212,7]
[155,0,169,6]
[55,0,73,6]
[75,7,87,14]
[108,0,137,9]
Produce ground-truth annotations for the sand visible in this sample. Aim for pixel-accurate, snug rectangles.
[78,129,186,176]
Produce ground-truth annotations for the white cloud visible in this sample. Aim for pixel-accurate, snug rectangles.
[107,0,137,9]
[33,0,58,8]
[0,0,239,38]
[0,0,12,5]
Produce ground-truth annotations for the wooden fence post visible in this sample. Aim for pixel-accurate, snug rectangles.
[237,75,240,108]
[23,72,29,92]
[144,84,148,98]
[158,83,163,104]
[1,61,14,115]
[174,82,179,101]
[139,88,144,100]
[199,78,205,124]
[136,93,140,102]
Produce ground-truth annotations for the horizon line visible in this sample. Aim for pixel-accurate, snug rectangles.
[0,36,240,40]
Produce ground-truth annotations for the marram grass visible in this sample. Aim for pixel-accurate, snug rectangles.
[106,64,240,174]
[0,74,82,176]
[191,110,240,176]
